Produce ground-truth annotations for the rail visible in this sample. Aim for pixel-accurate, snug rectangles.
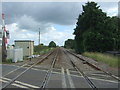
[66,49,120,81]
[63,49,98,90]
[2,49,55,88]
[40,48,59,89]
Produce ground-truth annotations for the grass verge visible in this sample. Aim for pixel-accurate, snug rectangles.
[2,59,13,64]
[82,52,120,68]
[34,47,54,55]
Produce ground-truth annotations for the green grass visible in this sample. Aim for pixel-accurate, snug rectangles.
[2,59,13,64]
[83,52,120,67]
[2,58,24,64]
[34,47,54,55]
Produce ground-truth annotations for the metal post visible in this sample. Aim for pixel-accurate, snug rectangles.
[2,32,7,62]
[2,13,7,62]
[39,28,40,45]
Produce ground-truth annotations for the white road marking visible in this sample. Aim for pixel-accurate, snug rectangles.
[2,64,27,78]
[15,81,39,88]
[2,77,40,88]
[69,74,118,83]
[89,77,119,83]
[2,64,118,84]
[91,74,111,77]
[29,68,119,83]
[31,68,47,72]
[0,79,8,83]
[12,83,28,88]
[66,69,75,88]
[0,79,28,88]
[2,64,20,68]
[61,67,67,88]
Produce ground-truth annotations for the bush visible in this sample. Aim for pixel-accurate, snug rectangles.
[83,31,114,52]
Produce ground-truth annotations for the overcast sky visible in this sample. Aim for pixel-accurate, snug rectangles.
[1,1,118,46]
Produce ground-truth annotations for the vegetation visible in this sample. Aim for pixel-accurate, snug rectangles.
[34,44,53,55]
[83,52,120,67]
[2,59,12,64]
[48,41,56,48]
[74,1,120,53]
[64,39,75,49]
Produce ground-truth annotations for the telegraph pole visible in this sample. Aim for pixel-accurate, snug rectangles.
[38,28,40,45]
[2,13,7,62]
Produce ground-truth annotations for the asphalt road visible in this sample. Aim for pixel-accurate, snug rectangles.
[1,64,119,89]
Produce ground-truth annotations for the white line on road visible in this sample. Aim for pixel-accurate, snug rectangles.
[28,68,119,83]
[2,64,20,68]
[68,74,118,83]
[2,64,27,78]
[2,64,118,85]
[61,67,67,88]
[32,68,118,83]
[15,81,40,88]
[91,74,111,77]
[66,69,75,88]
[12,83,28,88]
[2,77,40,88]
[0,79,28,88]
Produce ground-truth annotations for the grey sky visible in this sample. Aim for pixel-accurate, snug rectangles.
[1,2,118,45]
[2,2,118,32]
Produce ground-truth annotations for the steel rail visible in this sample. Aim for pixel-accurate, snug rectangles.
[2,50,54,88]
[66,49,120,81]
[2,64,27,78]
[2,53,50,79]
[63,49,98,90]
[2,59,32,78]
[2,52,48,78]
[40,48,59,89]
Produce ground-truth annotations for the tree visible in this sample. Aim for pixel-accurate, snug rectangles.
[74,1,119,53]
[48,41,56,48]
[64,39,75,49]
[40,43,44,46]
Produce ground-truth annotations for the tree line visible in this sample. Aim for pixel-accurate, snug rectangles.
[34,41,56,54]
[64,1,120,53]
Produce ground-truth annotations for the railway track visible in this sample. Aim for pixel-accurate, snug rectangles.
[2,48,56,89]
[63,49,98,90]
[40,48,59,88]
[1,47,119,89]
[65,49,120,81]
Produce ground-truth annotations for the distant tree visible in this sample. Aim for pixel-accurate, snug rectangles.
[64,39,75,49]
[40,43,44,46]
[34,44,49,54]
[48,41,56,48]
[12,44,15,47]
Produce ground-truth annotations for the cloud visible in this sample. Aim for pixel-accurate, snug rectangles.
[118,1,120,17]
[41,27,74,45]
[2,2,118,46]
[2,2,83,35]
[2,2,118,29]
[2,2,82,25]
[7,23,74,46]
[98,2,118,16]
[16,15,52,33]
